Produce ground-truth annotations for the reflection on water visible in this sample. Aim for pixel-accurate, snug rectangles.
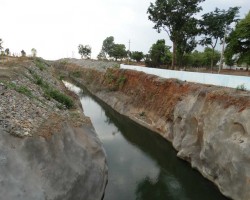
[64,81,228,200]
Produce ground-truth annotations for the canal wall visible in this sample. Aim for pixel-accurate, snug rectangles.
[57,61,250,200]
[121,64,250,91]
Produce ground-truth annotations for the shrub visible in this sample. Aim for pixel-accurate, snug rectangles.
[29,70,74,108]
[45,89,74,108]
[7,82,32,98]
[236,84,246,91]
[116,75,126,88]
[34,58,46,71]
[72,71,81,78]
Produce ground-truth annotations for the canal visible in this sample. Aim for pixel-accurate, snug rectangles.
[64,81,228,200]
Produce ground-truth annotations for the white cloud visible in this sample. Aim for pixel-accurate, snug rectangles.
[1,0,249,59]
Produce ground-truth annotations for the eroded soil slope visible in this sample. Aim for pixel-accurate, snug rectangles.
[57,60,250,200]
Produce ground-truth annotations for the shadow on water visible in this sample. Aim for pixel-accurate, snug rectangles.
[65,81,229,200]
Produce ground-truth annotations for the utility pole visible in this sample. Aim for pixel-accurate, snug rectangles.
[128,40,131,65]
[218,31,226,74]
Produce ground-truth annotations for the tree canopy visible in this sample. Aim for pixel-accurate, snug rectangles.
[21,50,26,57]
[100,36,115,58]
[5,48,10,56]
[147,0,205,68]
[225,11,250,66]
[109,44,127,61]
[199,7,240,69]
[131,51,144,62]
[0,39,3,51]
[78,44,91,59]
[146,39,172,67]
[99,36,127,60]
[31,48,37,57]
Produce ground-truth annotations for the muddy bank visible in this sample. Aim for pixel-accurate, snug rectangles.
[0,57,107,200]
[57,61,250,200]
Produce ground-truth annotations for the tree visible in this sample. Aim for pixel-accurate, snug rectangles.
[225,11,250,69]
[21,50,26,57]
[147,0,204,69]
[146,39,171,67]
[78,44,91,59]
[109,44,127,61]
[199,7,240,70]
[5,48,10,56]
[100,36,115,58]
[31,48,37,57]
[0,39,3,51]
[131,51,144,62]
[202,47,220,68]
[97,50,106,60]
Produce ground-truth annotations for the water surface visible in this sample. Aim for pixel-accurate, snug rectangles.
[64,81,228,200]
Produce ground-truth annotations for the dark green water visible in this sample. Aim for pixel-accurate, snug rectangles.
[64,82,228,200]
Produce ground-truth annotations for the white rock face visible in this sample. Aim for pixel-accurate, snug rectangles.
[96,85,250,200]
[171,93,250,200]
[0,123,108,200]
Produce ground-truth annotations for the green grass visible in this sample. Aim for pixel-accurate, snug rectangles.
[116,75,126,88]
[7,82,33,98]
[34,58,46,71]
[72,71,81,78]
[28,70,74,109]
[45,89,74,108]
[236,84,246,91]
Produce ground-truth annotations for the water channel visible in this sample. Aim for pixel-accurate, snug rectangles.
[64,81,228,200]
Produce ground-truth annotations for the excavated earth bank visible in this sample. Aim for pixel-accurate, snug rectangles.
[0,58,107,200]
[56,60,250,200]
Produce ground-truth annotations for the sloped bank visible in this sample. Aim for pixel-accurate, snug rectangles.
[0,58,107,200]
[57,62,250,200]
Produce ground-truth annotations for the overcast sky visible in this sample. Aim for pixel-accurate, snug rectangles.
[1,0,249,60]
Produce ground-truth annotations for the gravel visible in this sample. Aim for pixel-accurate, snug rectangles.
[0,59,70,138]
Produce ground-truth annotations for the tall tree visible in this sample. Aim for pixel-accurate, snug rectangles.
[31,48,37,57]
[5,48,10,56]
[0,39,3,51]
[146,39,171,67]
[21,50,26,57]
[131,51,144,62]
[97,50,106,60]
[78,44,91,59]
[147,0,204,69]
[225,11,250,69]
[109,44,127,61]
[100,36,115,58]
[199,7,240,70]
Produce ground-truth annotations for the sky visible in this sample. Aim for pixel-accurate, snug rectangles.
[1,0,249,60]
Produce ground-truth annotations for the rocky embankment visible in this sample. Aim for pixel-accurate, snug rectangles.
[0,57,107,200]
[57,59,250,200]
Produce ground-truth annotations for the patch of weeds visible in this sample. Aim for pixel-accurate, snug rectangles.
[59,59,68,66]
[7,82,33,98]
[116,75,126,88]
[59,75,65,80]
[56,103,64,110]
[29,71,50,89]
[34,58,46,71]
[16,85,32,97]
[72,71,81,78]
[105,70,116,84]
[236,84,246,91]
[139,111,145,117]
[45,89,73,109]
[29,70,73,108]
[113,64,120,69]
